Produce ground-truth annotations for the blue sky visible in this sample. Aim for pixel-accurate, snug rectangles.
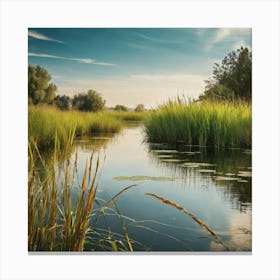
[28,28,251,108]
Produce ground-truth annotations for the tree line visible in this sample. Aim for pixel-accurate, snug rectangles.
[199,46,252,102]
[28,46,252,110]
[28,65,145,112]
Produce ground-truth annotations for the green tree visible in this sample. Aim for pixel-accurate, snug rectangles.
[199,84,235,101]
[114,104,128,111]
[28,65,57,104]
[199,47,252,101]
[72,90,105,112]
[45,83,57,103]
[54,95,72,110]
[135,104,145,112]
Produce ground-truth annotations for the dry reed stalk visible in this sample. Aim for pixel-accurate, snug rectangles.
[99,184,137,211]
[125,232,133,252]
[145,192,229,251]
[28,133,138,251]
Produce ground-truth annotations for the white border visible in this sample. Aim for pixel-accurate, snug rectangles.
[1,1,279,279]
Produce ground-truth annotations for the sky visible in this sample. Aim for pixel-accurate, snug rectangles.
[28,28,251,108]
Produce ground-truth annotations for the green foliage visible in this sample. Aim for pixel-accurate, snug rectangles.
[44,83,57,103]
[72,90,105,112]
[135,104,145,112]
[200,47,252,101]
[28,65,57,104]
[114,104,128,111]
[144,99,251,149]
[199,84,235,101]
[28,106,122,149]
[28,139,136,251]
[54,94,72,110]
[108,110,149,122]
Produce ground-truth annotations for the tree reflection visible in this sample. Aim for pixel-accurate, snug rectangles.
[147,143,252,212]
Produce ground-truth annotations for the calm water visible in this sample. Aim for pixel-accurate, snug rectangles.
[69,124,252,252]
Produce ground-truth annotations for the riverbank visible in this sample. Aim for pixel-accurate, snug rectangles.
[144,100,251,149]
[28,106,148,149]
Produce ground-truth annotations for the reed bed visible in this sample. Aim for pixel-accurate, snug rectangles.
[144,99,251,149]
[107,110,149,122]
[28,134,135,251]
[28,106,122,149]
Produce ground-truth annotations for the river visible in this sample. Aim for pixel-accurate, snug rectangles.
[69,124,251,252]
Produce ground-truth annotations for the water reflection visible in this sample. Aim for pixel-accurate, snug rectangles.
[48,125,252,251]
[148,143,252,212]
[74,133,116,151]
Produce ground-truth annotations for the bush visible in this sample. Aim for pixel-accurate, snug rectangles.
[72,90,105,112]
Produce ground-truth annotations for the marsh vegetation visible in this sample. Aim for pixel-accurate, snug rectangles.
[28,105,148,150]
[28,46,252,252]
[145,99,251,149]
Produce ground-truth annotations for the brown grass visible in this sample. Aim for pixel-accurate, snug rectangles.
[145,192,229,251]
[28,127,138,251]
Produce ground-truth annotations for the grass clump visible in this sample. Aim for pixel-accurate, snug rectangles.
[144,99,251,149]
[28,134,135,251]
[28,106,122,149]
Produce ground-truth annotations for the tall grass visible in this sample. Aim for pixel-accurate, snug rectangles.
[28,106,149,150]
[144,99,251,149]
[29,106,122,149]
[28,134,136,251]
[107,110,149,122]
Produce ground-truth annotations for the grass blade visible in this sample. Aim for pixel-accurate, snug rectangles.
[145,192,229,251]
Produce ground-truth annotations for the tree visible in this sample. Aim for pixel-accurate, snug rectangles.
[135,104,145,112]
[199,84,235,101]
[28,65,57,104]
[54,95,72,110]
[114,104,128,111]
[45,83,57,103]
[199,47,252,101]
[72,90,105,112]
[72,93,85,110]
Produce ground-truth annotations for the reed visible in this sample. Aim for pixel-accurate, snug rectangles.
[28,133,136,251]
[145,192,229,250]
[144,99,251,149]
[28,106,123,150]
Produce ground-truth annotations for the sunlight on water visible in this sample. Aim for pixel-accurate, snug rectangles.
[69,125,252,251]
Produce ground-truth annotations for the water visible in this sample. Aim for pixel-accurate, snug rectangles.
[70,124,252,252]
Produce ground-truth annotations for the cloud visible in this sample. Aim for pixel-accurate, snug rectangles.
[134,31,185,45]
[214,28,250,42]
[28,30,65,44]
[135,32,169,44]
[213,28,232,43]
[204,28,251,51]
[28,52,115,66]
[28,52,60,59]
[210,210,252,251]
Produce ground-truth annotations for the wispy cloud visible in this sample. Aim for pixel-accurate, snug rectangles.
[28,30,65,44]
[28,52,115,66]
[213,28,232,43]
[135,31,184,45]
[204,28,251,51]
[135,32,167,43]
